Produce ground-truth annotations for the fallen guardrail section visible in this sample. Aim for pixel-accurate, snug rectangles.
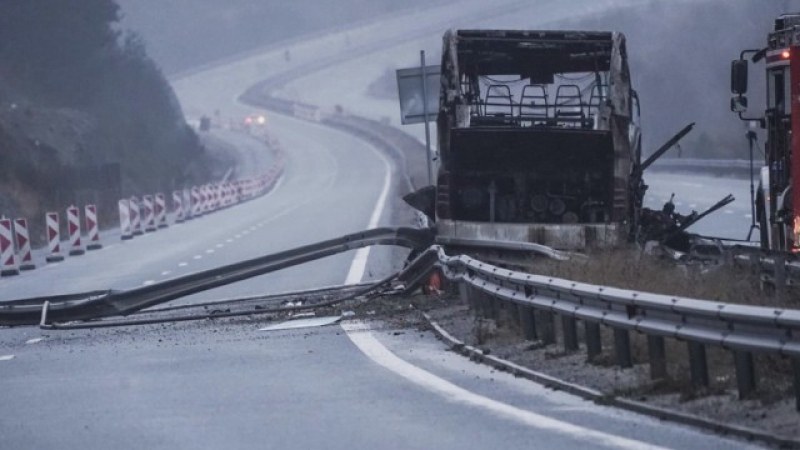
[0,227,433,327]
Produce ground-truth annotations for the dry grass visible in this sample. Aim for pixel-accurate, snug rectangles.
[528,246,796,308]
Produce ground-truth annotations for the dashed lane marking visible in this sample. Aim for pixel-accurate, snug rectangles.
[142,280,155,286]
[0,355,14,361]
[25,337,45,345]
[161,270,171,276]
[193,255,202,260]
[178,262,188,267]
[216,244,224,248]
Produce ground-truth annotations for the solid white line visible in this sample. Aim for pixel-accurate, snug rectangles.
[341,323,668,450]
[344,148,392,285]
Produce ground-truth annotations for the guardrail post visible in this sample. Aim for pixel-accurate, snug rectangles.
[613,329,632,368]
[537,311,556,345]
[688,342,709,387]
[459,284,475,309]
[508,300,520,325]
[774,254,786,301]
[749,252,759,275]
[585,322,602,362]
[793,357,800,412]
[518,305,537,341]
[733,351,756,399]
[562,316,578,352]
[647,336,667,380]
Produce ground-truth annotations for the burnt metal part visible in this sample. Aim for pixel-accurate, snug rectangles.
[435,29,637,244]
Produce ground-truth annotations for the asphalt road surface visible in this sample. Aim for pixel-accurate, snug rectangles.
[0,0,767,448]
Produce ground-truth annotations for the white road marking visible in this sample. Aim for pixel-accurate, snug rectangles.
[193,255,202,260]
[216,243,224,248]
[178,262,188,267]
[689,204,697,208]
[25,337,44,345]
[143,280,155,286]
[724,210,734,214]
[161,270,171,276]
[344,147,392,285]
[342,323,667,450]
[226,239,234,243]
[235,234,242,239]
[745,214,753,219]
[205,249,215,254]
[259,316,341,331]
[0,355,14,361]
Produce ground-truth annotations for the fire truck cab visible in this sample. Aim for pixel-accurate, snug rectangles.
[732,13,800,252]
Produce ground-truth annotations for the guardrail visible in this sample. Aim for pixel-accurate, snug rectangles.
[3,227,798,410]
[406,245,800,411]
[0,227,433,327]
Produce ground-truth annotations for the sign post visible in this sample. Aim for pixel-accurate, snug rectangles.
[396,57,441,187]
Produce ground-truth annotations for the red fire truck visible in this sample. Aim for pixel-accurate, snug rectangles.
[732,13,800,252]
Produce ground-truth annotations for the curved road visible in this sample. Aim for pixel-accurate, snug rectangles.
[0,1,765,448]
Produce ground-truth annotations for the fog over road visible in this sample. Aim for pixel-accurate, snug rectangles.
[0,1,764,448]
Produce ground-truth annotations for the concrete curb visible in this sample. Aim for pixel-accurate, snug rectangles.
[421,312,800,450]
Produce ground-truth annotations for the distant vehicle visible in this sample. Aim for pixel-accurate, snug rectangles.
[731,13,800,252]
[430,30,641,251]
[199,115,211,131]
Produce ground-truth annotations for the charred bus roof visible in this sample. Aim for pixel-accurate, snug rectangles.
[453,30,616,81]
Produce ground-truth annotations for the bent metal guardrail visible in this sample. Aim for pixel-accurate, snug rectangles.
[0,227,433,327]
[417,246,800,411]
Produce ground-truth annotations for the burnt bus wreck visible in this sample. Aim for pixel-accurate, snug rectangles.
[433,30,641,250]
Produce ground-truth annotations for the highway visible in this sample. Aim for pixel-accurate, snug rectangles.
[0,0,766,448]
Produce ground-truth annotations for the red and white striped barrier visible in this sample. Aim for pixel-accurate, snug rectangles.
[155,193,168,228]
[191,187,201,217]
[45,212,64,262]
[66,205,84,256]
[85,204,102,250]
[173,191,185,223]
[0,218,19,276]
[130,196,143,236]
[142,195,156,232]
[14,218,35,270]
[119,199,133,240]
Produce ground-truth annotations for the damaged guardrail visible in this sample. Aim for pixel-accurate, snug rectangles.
[0,227,433,327]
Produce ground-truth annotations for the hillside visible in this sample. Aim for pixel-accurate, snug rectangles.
[0,1,218,237]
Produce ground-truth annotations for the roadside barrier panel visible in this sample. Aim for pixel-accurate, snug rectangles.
[155,193,168,229]
[173,191,185,223]
[85,205,102,250]
[130,196,143,236]
[14,218,35,270]
[119,199,133,240]
[45,212,64,262]
[0,218,19,276]
[143,195,156,232]
[66,206,84,256]
[191,187,201,217]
